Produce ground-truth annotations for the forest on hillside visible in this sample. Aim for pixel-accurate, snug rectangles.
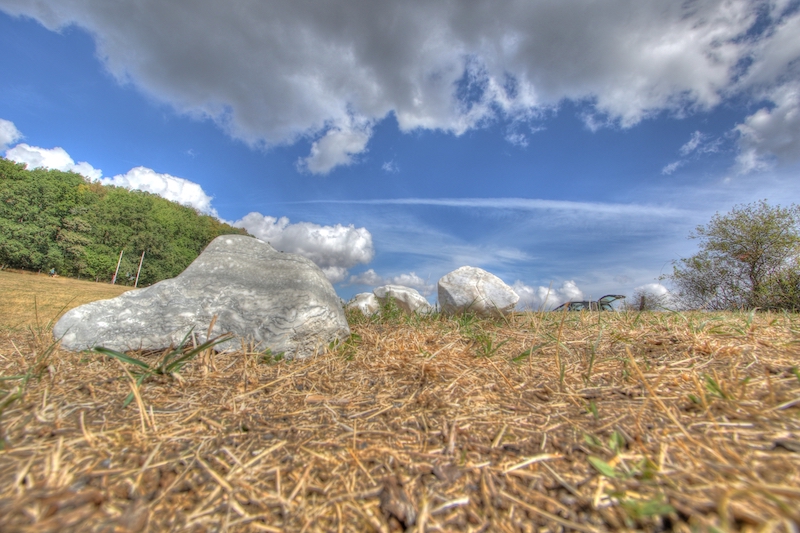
[0,158,247,286]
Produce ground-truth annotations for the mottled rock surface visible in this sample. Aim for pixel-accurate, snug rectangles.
[346,292,380,316]
[438,266,519,317]
[53,235,350,358]
[373,285,432,315]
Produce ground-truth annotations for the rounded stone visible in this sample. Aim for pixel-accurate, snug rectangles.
[438,266,519,317]
[53,235,350,359]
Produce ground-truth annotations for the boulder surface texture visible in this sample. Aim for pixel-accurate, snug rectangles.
[438,266,519,317]
[53,235,350,358]
[373,284,432,315]
[346,292,380,316]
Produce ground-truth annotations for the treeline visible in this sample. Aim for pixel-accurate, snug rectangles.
[0,158,247,286]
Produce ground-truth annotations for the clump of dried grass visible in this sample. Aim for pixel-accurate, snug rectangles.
[1,294,799,531]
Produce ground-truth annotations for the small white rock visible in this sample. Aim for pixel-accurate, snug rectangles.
[438,266,519,317]
[373,285,432,315]
[346,292,380,316]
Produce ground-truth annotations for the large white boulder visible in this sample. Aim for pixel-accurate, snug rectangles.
[373,284,432,315]
[53,235,350,359]
[346,292,380,316]
[438,266,519,317]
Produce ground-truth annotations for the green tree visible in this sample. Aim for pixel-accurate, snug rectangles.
[668,200,800,310]
[0,157,248,283]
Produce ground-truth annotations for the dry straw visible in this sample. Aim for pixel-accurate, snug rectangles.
[1,273,799,531]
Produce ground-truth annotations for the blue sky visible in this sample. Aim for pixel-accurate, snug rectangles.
[1,1,800,307]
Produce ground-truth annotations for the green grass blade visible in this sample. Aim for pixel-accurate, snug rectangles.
[588,456,618,478]
[159,328,196,372]
[163,332,234,373]
[93,347,152,371]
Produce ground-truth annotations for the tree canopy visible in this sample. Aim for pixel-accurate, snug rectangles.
[668,200,800,310]
[0,158,247,285]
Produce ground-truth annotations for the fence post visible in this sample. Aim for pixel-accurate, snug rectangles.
[112,250,124,284]
[134,251,145,288]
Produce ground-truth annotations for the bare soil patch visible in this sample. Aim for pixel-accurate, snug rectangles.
[0,271,799,531]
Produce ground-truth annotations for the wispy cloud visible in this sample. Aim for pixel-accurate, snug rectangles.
[381,160,400,173]
[295,197,684,217]
[663,130,724,174]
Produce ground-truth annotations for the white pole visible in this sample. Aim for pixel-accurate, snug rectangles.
[112,250,124,284]
[134,251,145,288]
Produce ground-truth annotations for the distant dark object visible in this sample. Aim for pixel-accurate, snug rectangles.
[553,294,625,311]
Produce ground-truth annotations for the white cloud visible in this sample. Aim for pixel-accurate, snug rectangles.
[347,268,434,296]
[5,143,102,180]
[348,268,384,286]
[304,197,684,217]
[630,283,674,309]
[234,212,374,282]
[680,131,704,156]
[1,0,789,172]
[0,118,22,149]
[663,130,724,174]
[633,283,670,297]
[387,272,434,296]
[735,82,800,173]
[297,118,372,175]
[661,160,684,175]
[100,167,217,215]
[4,137,219,215]
[512,280,584,310]
[505,132,528,147]
[731,7,800,173]
[381,160,399,173]
[320,266,349,285]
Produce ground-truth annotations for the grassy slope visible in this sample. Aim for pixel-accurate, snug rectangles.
[0,271,799,532]
[0,270,131,332]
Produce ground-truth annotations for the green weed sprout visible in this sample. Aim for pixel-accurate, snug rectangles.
[94,329,234,407]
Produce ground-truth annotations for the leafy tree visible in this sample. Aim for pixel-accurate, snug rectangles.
[0,157,248,284]
[668,200,800,310]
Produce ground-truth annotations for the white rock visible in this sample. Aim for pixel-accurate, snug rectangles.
[53,235,350,359]
[373,284,432,315]
[438,266,519,317]
[346,292,380,316]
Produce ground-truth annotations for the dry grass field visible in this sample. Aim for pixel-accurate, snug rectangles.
[0,270,131,332]
[1,270,799,532]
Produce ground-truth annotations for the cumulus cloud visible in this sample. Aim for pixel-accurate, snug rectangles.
[633,283,670,298]
[5,143,103,180]
[0,118,22,149]
[2,0,792,172]
[735,83,800,173]
[512,280,584,310]
[347,269,435,296]
[732,7,800,173]
[386,272,435,296]
[297,118,372,174]
[2,124,219,214]
[320,266,350,285]
[629,283,674,310]
[234,213,374,283]
[348,269,384,286]
[100,167,217,215]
